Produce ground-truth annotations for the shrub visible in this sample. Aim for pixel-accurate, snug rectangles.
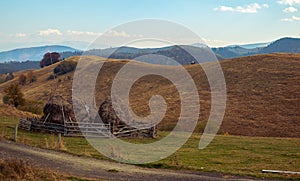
[2,95,9,105]
[5,72,14,82]
[47,74,56,80]
[0,79,5,84]
[3,83,25,108]
[53,61,77,76]
[19,74,27,85]
[27,71,37,83]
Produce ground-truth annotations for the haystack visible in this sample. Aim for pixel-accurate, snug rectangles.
[40,95,75,124]
[98,99,127,128]
[98,98,157,138]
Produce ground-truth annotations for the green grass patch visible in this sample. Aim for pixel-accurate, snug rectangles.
[0,115,299,180]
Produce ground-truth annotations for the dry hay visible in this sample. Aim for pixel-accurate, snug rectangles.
[40,95,75,124]
[98,98,127,126]
[98,98,156,138]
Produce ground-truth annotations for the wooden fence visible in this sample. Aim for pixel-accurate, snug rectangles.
[64,121,111,138]
[18,118,156,138]
[19,118,111,138]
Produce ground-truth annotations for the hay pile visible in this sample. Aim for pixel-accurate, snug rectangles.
[98,98,157,138]
[40,96,75,124]
[98,99,127,127]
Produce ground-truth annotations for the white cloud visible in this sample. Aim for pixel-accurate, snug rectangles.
[39,29,62,36]
[103,30,143,38]
[67,30,102,36]
[278,0,300,5]
[15,33,26,37]
[262,4,269,8]
[283,6,298,12]
[215,6,234,12]
[8,33,27,38]
[281,15,300,21]
[104,30,131,37]
[66,30,141,38]
[202,37,224,43]
[214,3,269,13]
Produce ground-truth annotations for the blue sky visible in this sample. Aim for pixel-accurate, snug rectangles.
[0,0,300,50]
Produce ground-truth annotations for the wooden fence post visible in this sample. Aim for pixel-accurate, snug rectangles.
[14,124,18,142]
[58,133,61,149]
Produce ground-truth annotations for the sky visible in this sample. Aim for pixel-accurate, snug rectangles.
[0,0,300,51]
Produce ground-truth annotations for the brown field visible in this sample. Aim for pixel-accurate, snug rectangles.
[0,53,299,137]
[0,104,38,118]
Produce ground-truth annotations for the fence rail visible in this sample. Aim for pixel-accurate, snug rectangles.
[19,118,111,138]
[18,118,156,138]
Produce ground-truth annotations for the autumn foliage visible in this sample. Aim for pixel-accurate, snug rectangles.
[40,52,60,68]
[3,83,25,108]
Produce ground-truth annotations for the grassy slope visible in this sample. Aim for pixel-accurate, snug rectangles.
[0,54,299,137]
[0,104,37,118]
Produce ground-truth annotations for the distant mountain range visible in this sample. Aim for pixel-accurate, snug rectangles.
[71,37,300,63]
[227,42,270,49]
[0,37,300,73]
[0,45,77,62]
[213,37,300,59]
[80,45,221,65]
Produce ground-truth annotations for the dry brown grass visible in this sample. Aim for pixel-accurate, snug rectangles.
[0,53,299,137]
[0,104,38,118]
[0,159,63,180]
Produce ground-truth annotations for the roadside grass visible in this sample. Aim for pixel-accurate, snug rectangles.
[163,134,300,179]
[0,116,299,180]
[0,158,67,180]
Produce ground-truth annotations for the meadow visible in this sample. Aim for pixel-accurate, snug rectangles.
[1,116,299,180]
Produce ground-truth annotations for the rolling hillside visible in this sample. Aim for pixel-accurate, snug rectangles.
[0,53,299,137]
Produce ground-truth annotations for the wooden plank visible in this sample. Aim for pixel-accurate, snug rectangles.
[58,133,61,149]
[14,125,18,142]
[42,113,50,124]
[262,170,300,174]
[66,130,110,134]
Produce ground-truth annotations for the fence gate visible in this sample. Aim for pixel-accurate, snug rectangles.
[64,121,111,138]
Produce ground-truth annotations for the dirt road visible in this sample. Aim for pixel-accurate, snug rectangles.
[0,140,269,180]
